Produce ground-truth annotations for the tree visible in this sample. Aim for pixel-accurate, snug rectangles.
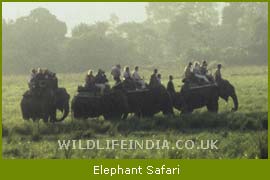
[146,2,220,62]
[217,2,268,65]
[2,8,67,74]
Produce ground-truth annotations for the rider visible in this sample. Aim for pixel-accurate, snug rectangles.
[200,60,208,75]
[157,74,162,85]
[51,72,58,89]
[29,68,37,81]
[194,61,209,83]
[111,64,121,84]
[132,66,146,89]
[183,62,193,82]
[149,69,159,87]
[193,62,201,74]
[167,75,175,96]
[28,68,37,89]
[85,69,95,89]
[95,69,109,94]
[214,64,222,82]
[123,66,132,80]
[35,68,45,81]
[44,69,50,80]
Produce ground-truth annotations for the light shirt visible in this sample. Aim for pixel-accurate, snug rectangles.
[111,66,121,77]
[132,71,141,80]
[123,71,131,79]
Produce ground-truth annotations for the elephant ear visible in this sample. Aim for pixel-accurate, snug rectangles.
[218,79,233,95]
[218,79,238,111]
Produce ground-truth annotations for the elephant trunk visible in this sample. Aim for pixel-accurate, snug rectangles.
[55,102,69,122]
[231,93,238,111]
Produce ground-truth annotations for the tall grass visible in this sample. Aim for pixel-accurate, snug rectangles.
[2,66,268,159]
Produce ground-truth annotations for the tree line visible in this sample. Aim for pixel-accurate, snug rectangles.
[2,2,268,75]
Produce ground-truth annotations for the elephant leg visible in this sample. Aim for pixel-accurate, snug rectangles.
[23,116,30,121]
[207,101,218,113]
[49,107,57,123]
[43,116,49,123]
[181,104,193,114]
[142,111,154,118]
[162,108,174,116]
[121,113,128,120]
[32,118,37,122]
[103,114,110,120]
[181,109,193,115]
[42,109,50,123]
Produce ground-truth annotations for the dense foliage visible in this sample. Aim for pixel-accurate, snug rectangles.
[2,3,268,74]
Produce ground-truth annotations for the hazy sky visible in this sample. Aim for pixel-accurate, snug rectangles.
[2,2,147,34]
[2,2,225,35]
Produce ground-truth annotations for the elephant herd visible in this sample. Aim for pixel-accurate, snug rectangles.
[21,78,238,122]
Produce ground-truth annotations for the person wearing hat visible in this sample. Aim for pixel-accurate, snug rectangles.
[214,64,222,82]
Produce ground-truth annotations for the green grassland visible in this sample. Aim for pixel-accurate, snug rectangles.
[2,65,268,159]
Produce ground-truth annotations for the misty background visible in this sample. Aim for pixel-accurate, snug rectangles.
[2,2,268,74]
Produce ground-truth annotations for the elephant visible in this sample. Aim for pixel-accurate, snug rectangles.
[71,94,103,119]
[71,81,174,120]
[113,81,174,118]
[21,87,70,122]
[173,79,238,113]
[71,90,129,120]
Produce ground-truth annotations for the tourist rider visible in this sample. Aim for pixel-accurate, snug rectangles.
[111,64,121,84]
[85,69,95,89]
[132,66,146,89]
[95,69,109,94]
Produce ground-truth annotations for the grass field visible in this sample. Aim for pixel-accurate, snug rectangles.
[2,65,268,159]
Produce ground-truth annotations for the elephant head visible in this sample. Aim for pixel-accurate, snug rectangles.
[217,79,238,111]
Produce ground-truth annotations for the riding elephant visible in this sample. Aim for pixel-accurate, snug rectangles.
[113,82,174,118]
[21,88,70,122]
[72,81,173,120]
[71,90,129,120]
[173,79,238,113]
[72,94,103,119]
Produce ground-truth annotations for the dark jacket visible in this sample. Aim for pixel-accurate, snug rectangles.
[167,80,175,95]
[149,74,159,87]
[95,73,108,84]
